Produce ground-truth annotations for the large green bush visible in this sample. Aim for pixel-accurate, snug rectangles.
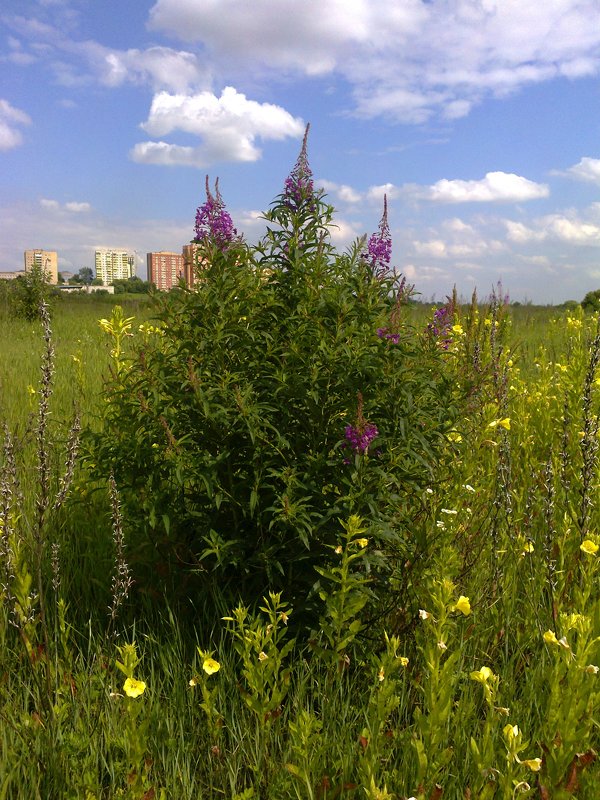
[87,133,462,622]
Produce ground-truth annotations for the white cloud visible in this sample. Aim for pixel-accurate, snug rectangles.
[132,87,304,167]
[317,180,362,204]
[64,201,91,212]
[89,45,208,93]
[40,198,91,213]
[426,172,549,203]
[505,211,600,245]
[148,0,600,122]
[366,183,402,203]
[564,157,600,185]
[0,99,31,150]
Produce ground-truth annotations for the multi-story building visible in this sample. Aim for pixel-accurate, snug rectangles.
[24,250,58,284]
[146,251,184,290]
[95,249,135,285]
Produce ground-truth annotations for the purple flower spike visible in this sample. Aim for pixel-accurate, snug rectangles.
[345,422,379,454]
[343,392,379,456]
[364,195,392,278]
[194,176,237,249]
[427,301,454,349]
[283,123,314,210]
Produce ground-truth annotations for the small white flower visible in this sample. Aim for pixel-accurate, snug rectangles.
[441,508,458,515]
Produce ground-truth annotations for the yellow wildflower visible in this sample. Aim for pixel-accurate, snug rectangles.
[488,418,511,431]
[356,538,368,548]
[399,656,409,667]
[451,324,464,335]
[447,431,462,443]
[189,677,197,686]
[123,678,146,698]
[334,545,343,555]
[258,651,268,661]
[454,595,471,616]
[503,724,519,742]
[543,630,559,646]
[521,758,542,772]
[202,657,221,676]
[470,666,494,684]
[580,539,598,555]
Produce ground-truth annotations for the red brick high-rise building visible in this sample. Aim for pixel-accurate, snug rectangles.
[146,251,184,290]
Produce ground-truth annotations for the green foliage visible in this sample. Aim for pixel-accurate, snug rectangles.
[112,276,153,294]
[12,263,54,321]
[86,167,461,621]
[581,288,600,312]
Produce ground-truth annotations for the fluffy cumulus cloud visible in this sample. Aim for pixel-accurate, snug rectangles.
[425,172,549,203]
[0,99,31,150]
[131,87,305,167]
[148,0,600,122]
[83,44,208,93]
[506,213,600,245]
[564,157,600,185]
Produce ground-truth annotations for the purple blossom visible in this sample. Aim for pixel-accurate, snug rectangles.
[345,422,379,454]
[427,302,454,349]
[364,195,392,278]
[343,392,379,456]
[377,328,401,344]
[194,176,237,249]
[283,124,314,210]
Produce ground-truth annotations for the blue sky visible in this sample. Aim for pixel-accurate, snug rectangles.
[2,0,600,303]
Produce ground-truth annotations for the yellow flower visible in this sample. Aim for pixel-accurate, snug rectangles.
[258,651,268,661]
[378,666,385,682]
[503,724,519,742]
[543,630,559,646]
[334,545,343,554]
[123,678,146,698]
[488,418,511,431]
[521,758,542,772]
[399,657,409,667]
[447,431,462,443]
[580,539,599,555]
[451,324,464,335]
[454,595,471,616]
[202,657,221,675]
[470,666,494,684]
[356,538,368,548]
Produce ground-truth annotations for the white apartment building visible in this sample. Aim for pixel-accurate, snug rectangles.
[95,249,135,285]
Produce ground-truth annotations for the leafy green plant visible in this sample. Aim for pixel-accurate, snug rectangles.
[86,131,462,627]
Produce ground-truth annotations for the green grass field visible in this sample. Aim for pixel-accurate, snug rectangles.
[0,294,598,799]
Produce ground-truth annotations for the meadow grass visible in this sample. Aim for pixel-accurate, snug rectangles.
[0,296,598,799]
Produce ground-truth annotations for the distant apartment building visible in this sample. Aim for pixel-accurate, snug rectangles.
[24,250,58,284]
[147,251,184,290]
[95,249,135,285]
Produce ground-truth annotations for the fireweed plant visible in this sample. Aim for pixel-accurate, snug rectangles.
[87,126,462,626]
